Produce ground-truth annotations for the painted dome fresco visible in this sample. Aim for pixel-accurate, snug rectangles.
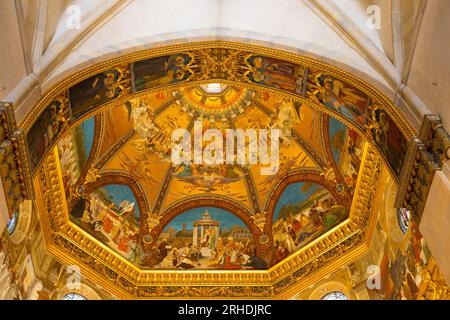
[21,42,416,299]
[54,83,364,270]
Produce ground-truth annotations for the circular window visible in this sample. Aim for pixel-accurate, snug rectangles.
[321,291,348,300]
[397,208,411,234]
[6,211,18,235]
[63,293,87,300]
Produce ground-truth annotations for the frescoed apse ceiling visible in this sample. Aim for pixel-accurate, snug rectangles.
[27,43,411,299]
[56,83,363,270]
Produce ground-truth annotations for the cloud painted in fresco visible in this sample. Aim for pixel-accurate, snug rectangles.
[82,117,95,157]
[329,117,347,165]
[164,207,247,232]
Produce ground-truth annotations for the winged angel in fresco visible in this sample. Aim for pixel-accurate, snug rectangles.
[366,105,390,154]
[269,100,303,146]
[127,98,179,162]
[310,74,369,124]
[247,99,302,148]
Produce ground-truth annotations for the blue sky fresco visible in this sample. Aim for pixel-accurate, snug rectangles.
[329,117,347,164]
[73,116,95,169]
[164,207,247,232]
[98,184,141,219]
[273,182,323,221]
[82,117,95,158]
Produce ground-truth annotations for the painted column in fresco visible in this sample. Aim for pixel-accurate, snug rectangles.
[192,226,198,245]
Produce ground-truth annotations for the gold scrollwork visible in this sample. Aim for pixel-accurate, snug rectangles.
[396,114,450,221]
[0,102,33,216]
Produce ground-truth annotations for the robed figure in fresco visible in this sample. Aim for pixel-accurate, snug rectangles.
[246,55,305,94]
[69,68,129,119]
[133,54,193,91]
[313,75,369,125]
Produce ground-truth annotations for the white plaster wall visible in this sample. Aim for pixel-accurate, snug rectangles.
[330,0,387,53]
[420,163,450,285]
[50,0,383,88]
[409,3,450,281]
[0,0,28,100]
[407,0,450,132]
[50,0,117,46]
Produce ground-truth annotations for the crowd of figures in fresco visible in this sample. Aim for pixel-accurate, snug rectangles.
[147,209,267,270]
[69,185,141,263]
[69,182,350,270]
[150,235,266,270]
[371,215,433,300]
[32,48,411,272]
[342,173,447,301]
[272,182,349,263]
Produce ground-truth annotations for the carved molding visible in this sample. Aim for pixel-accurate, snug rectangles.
[0,102,34,217]
[417,258,450,300]
[395,114,450,221]
[419,115,450,166]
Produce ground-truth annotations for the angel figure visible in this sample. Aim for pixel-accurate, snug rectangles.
[270,101,302,145]
[47,100,70,147]
[103,68,129,100]
[367,107,390,153]
[119,154,159,186]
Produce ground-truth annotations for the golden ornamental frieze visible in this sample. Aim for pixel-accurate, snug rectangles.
[395,114,450,222]
[20,41,414,136]
[20,41,415,184]
[0,102,34,217]
[349,143,383,230]
[417,258,450,300]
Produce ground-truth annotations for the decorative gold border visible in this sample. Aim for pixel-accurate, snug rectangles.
[20,41,416,180]
[19,42,415,140]
[31,79,406,184]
